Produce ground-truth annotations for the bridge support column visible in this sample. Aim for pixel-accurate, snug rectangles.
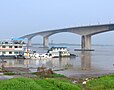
[81,35,91,49]
[43,36,48,47]
[27,38,32,46]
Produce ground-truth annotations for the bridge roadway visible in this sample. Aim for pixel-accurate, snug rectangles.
[20,24,114,49]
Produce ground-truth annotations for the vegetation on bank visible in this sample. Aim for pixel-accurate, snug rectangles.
[1,73,114,90]
[4,72,19,75]
[2,67,114,90]
[86,74,114,90]
[0,78,82,90]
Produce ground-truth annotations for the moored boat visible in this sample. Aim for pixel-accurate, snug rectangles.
[47,47,71,58]
[0,38,25,59]
[24,49,52,59]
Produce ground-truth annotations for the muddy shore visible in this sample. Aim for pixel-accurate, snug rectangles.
[55,69,114,79]
[1,67,114,80]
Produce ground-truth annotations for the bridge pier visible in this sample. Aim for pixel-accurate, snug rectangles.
[81,35,91,49]
[27,38,32,46]
[43,36,48,47]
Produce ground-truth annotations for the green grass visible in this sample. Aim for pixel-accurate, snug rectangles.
[32,72,66,78]
[4,72,19,75]
[0,78,42,90]
[3,72,114,90]
[0,78,82,90]
[44,78,82,90]
[86,74,114,90]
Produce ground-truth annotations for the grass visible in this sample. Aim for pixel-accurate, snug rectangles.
[3,70,114,90]
[86,74,114,90]
[4,72,20,75]
[0,78,82,90]
[0,78,42,90]
[32,72,66,78]
[44,78,82,90]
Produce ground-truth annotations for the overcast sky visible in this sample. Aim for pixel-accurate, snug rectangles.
[0,0,114,44]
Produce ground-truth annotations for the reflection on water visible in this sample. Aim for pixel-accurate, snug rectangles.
[81,51,91,70]
[1,57,72,70]
[1,51,91,71]
[3,59,25,67]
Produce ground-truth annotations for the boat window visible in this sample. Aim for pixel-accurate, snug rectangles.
[14,46,18,48]
[5,42,8,44]
[9,51,12,54]
[19,46,22,48]
[2,46,6,48]
[19,51,23,55]
[14,51,18,54]
[2,51,6,54]
[9,46,12,48]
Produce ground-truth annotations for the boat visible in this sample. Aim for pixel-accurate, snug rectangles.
[24,49,41,59]
[24,49,52,59]
[39,53,52,59]
[0,38,26,59]
[23,46,75,59]
[47,47,70,58]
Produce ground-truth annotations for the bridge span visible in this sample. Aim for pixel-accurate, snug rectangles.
[20,24,114,49]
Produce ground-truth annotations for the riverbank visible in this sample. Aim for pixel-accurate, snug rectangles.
[1,67,114,80]
[0,67,82,90]
[1,67,114,90]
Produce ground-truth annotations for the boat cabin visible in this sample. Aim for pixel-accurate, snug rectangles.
[0,38,25,59]
[47,47,70,58]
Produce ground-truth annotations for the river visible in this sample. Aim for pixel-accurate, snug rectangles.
[1,44,114,77]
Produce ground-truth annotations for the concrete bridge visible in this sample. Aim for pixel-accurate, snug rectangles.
[20,24,114,49]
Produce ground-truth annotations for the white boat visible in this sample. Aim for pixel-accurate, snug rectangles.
[39,53,52,59]
[24,49,40,59]
[24,49,52,59]
[47,47,70,58]
[0,38,26,59]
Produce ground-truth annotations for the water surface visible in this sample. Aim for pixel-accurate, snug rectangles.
[1,45,114,77]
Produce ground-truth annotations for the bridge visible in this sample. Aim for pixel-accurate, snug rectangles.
[20,24,114,49]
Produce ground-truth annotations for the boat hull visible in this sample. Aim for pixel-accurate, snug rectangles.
[0,55,25,59]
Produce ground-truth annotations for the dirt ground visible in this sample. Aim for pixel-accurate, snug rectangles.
[55,69,114,79]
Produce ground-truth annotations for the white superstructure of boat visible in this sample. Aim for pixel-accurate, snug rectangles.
[24,49,52,59]
[47,47,70,58]
[0,38,26,59]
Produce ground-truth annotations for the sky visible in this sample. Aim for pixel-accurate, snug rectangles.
[0,0,114,45]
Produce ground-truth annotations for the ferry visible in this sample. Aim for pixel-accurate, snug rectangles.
[47,47,70,58]
[0,38,26,59]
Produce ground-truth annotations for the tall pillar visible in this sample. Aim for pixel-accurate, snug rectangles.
[81,35,91,49]
[27,38,32,46]
[43,36,48,47]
